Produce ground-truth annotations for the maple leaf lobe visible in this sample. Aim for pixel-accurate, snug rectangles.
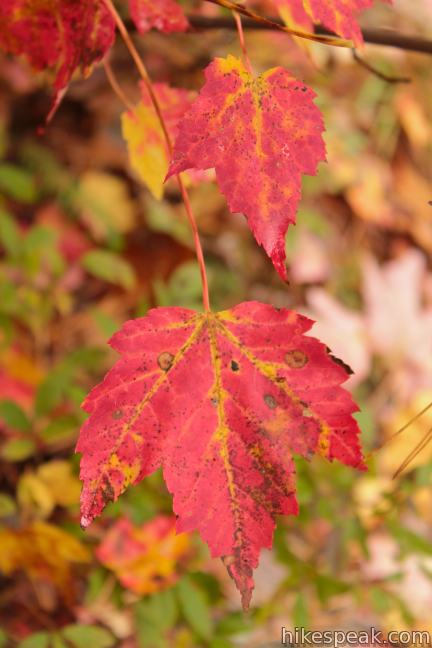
[167,56,326,279]
[77,302,364,609]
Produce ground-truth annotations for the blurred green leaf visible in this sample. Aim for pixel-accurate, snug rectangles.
[1,437,35,461]
[91,309,120,339]
[154,261,202,310]
[215,611,250,636]
[209,638,234,648]
[293,592,309,629]
[61,624,115,648]
[0,492,17,517]
[0,209,21,257]
[0,399,31,432]
[81,250,136,290]
[0,163,37,203]
[389,523,432,556]
[315,573,349,604]
[135,589,179,648]
[35,371,69,416]
[41,414,79,445]
[176,575,213,641]
[18,632,50,648]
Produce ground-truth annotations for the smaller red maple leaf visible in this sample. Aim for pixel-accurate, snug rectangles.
[166,56,326,280]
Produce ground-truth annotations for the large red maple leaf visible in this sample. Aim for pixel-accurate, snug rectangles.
[166,55,326,280]
[0,0,115,115]
[77,302,364,609]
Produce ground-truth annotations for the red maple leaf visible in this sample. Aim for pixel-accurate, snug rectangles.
[77,301,364,609]
[271,0,392,45]
[129,0,189,34]
[166,55,326,280]
[0,0,115,116]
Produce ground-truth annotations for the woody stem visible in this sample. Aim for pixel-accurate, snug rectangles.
[101,0,211,312]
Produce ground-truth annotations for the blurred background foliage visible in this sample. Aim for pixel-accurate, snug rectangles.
[0,0,432,646]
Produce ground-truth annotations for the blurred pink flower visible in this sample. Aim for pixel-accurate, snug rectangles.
[305,249,432,397]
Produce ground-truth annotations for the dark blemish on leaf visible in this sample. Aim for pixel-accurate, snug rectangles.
[101,476,115,505]
[230,360,240,372]
[158,351,174,371]
[264,394,277,409]
[112,409,123,420]
[211,397,218,408]
[285,349,308,369]
[326,348,354,375]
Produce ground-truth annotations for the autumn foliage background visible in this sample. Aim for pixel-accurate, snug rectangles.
[1,0,432,646]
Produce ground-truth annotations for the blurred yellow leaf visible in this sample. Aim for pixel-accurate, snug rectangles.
[379,392,432,477]
[18,460,82,518]
[37,460,81,507]
[353,475,393,528]
[96,515,192,595]
[18,471,54,519]
[396,90,432,149]
[0,521,90,599]
[78,171,136,240]
[122,82,195,200]
[2,347,44,387]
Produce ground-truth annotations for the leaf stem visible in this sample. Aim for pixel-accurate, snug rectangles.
[233,12,253,74]
[103,59,135,112]
[101,0,211,311]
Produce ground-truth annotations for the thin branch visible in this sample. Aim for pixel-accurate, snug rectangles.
[102,0,211,312]
[181,15,432,56]
[200,0,352,47]
[393,426,432,479]
[103,59,136,111]
[352,49,411,83]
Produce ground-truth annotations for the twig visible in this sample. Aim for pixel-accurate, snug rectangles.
[176,15,432,56]
[202,0,352,47]
[103,59,135,111]
[393,426,432,478]
[102,0,211,312]
[352,49,411,83]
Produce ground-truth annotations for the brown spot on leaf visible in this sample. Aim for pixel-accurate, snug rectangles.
[158,351,174,371]
[263,394,277,409]
[326,347,354,375]
[112,409,123,420]
[230,360,240,372]
[101,476,115,505]
[285,349,308,369]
